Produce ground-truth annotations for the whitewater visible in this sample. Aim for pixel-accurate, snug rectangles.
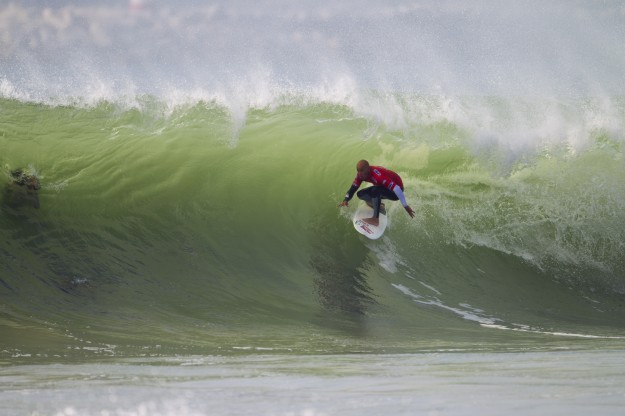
[2,1,625,415]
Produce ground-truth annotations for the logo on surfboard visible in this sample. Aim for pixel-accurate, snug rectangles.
[355,219,374,234]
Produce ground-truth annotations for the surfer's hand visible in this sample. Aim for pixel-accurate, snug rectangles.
[338,200,349,207]
[405,206,415,218]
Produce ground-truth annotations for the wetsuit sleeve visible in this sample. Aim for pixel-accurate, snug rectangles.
[392,185,408,207]
[344,176,362,202]
[344,184,359,202]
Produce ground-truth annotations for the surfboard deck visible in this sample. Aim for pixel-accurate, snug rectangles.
[352,204,388,239]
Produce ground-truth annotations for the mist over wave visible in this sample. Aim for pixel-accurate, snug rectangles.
[2,0,624,157]
[2,0,625,100]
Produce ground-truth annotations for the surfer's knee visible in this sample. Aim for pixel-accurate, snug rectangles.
[356,188,370,201]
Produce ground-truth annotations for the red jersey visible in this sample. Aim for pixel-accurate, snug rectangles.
[352,166,404,191]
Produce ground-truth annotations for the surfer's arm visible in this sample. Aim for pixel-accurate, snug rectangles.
[339,176,362,207]
[392,185,408,207]
[344,184,359,202]
[393,185,416,218]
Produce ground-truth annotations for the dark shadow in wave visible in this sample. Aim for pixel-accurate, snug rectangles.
[3,168,41,209]
[308,210,377,326]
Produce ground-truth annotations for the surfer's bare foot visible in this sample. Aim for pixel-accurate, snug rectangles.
[363,217,379,226]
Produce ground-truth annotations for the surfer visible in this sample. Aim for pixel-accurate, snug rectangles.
[338,160,415,226]
[4,168,41,209]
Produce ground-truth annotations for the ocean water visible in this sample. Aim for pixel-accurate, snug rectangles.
[2,1,625,415]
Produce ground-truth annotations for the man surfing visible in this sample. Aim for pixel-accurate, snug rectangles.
[338,160,415,226]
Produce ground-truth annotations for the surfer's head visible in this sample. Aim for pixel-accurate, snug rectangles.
[356,160,370,180]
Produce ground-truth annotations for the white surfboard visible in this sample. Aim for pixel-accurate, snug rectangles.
[352,204,388,240]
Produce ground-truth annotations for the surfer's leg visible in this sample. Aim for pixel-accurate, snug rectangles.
[359,186,399,226]
[372,195,381,218]
[356,187,374,207]
[378,188,398,202]
[358,186,385,218]
[373,187,398,216]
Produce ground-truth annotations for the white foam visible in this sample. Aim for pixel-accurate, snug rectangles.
[2,2,624,161]
[482,323,625,339]
[392,283,500,325]
[367,236,407,273]
[419,281,441,295]
[395,284,625,340]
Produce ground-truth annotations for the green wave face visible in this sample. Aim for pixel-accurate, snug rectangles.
[2,94,625,359]
[3,1,625,360]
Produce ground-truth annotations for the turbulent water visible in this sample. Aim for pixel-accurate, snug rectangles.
[2,1,625,414]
